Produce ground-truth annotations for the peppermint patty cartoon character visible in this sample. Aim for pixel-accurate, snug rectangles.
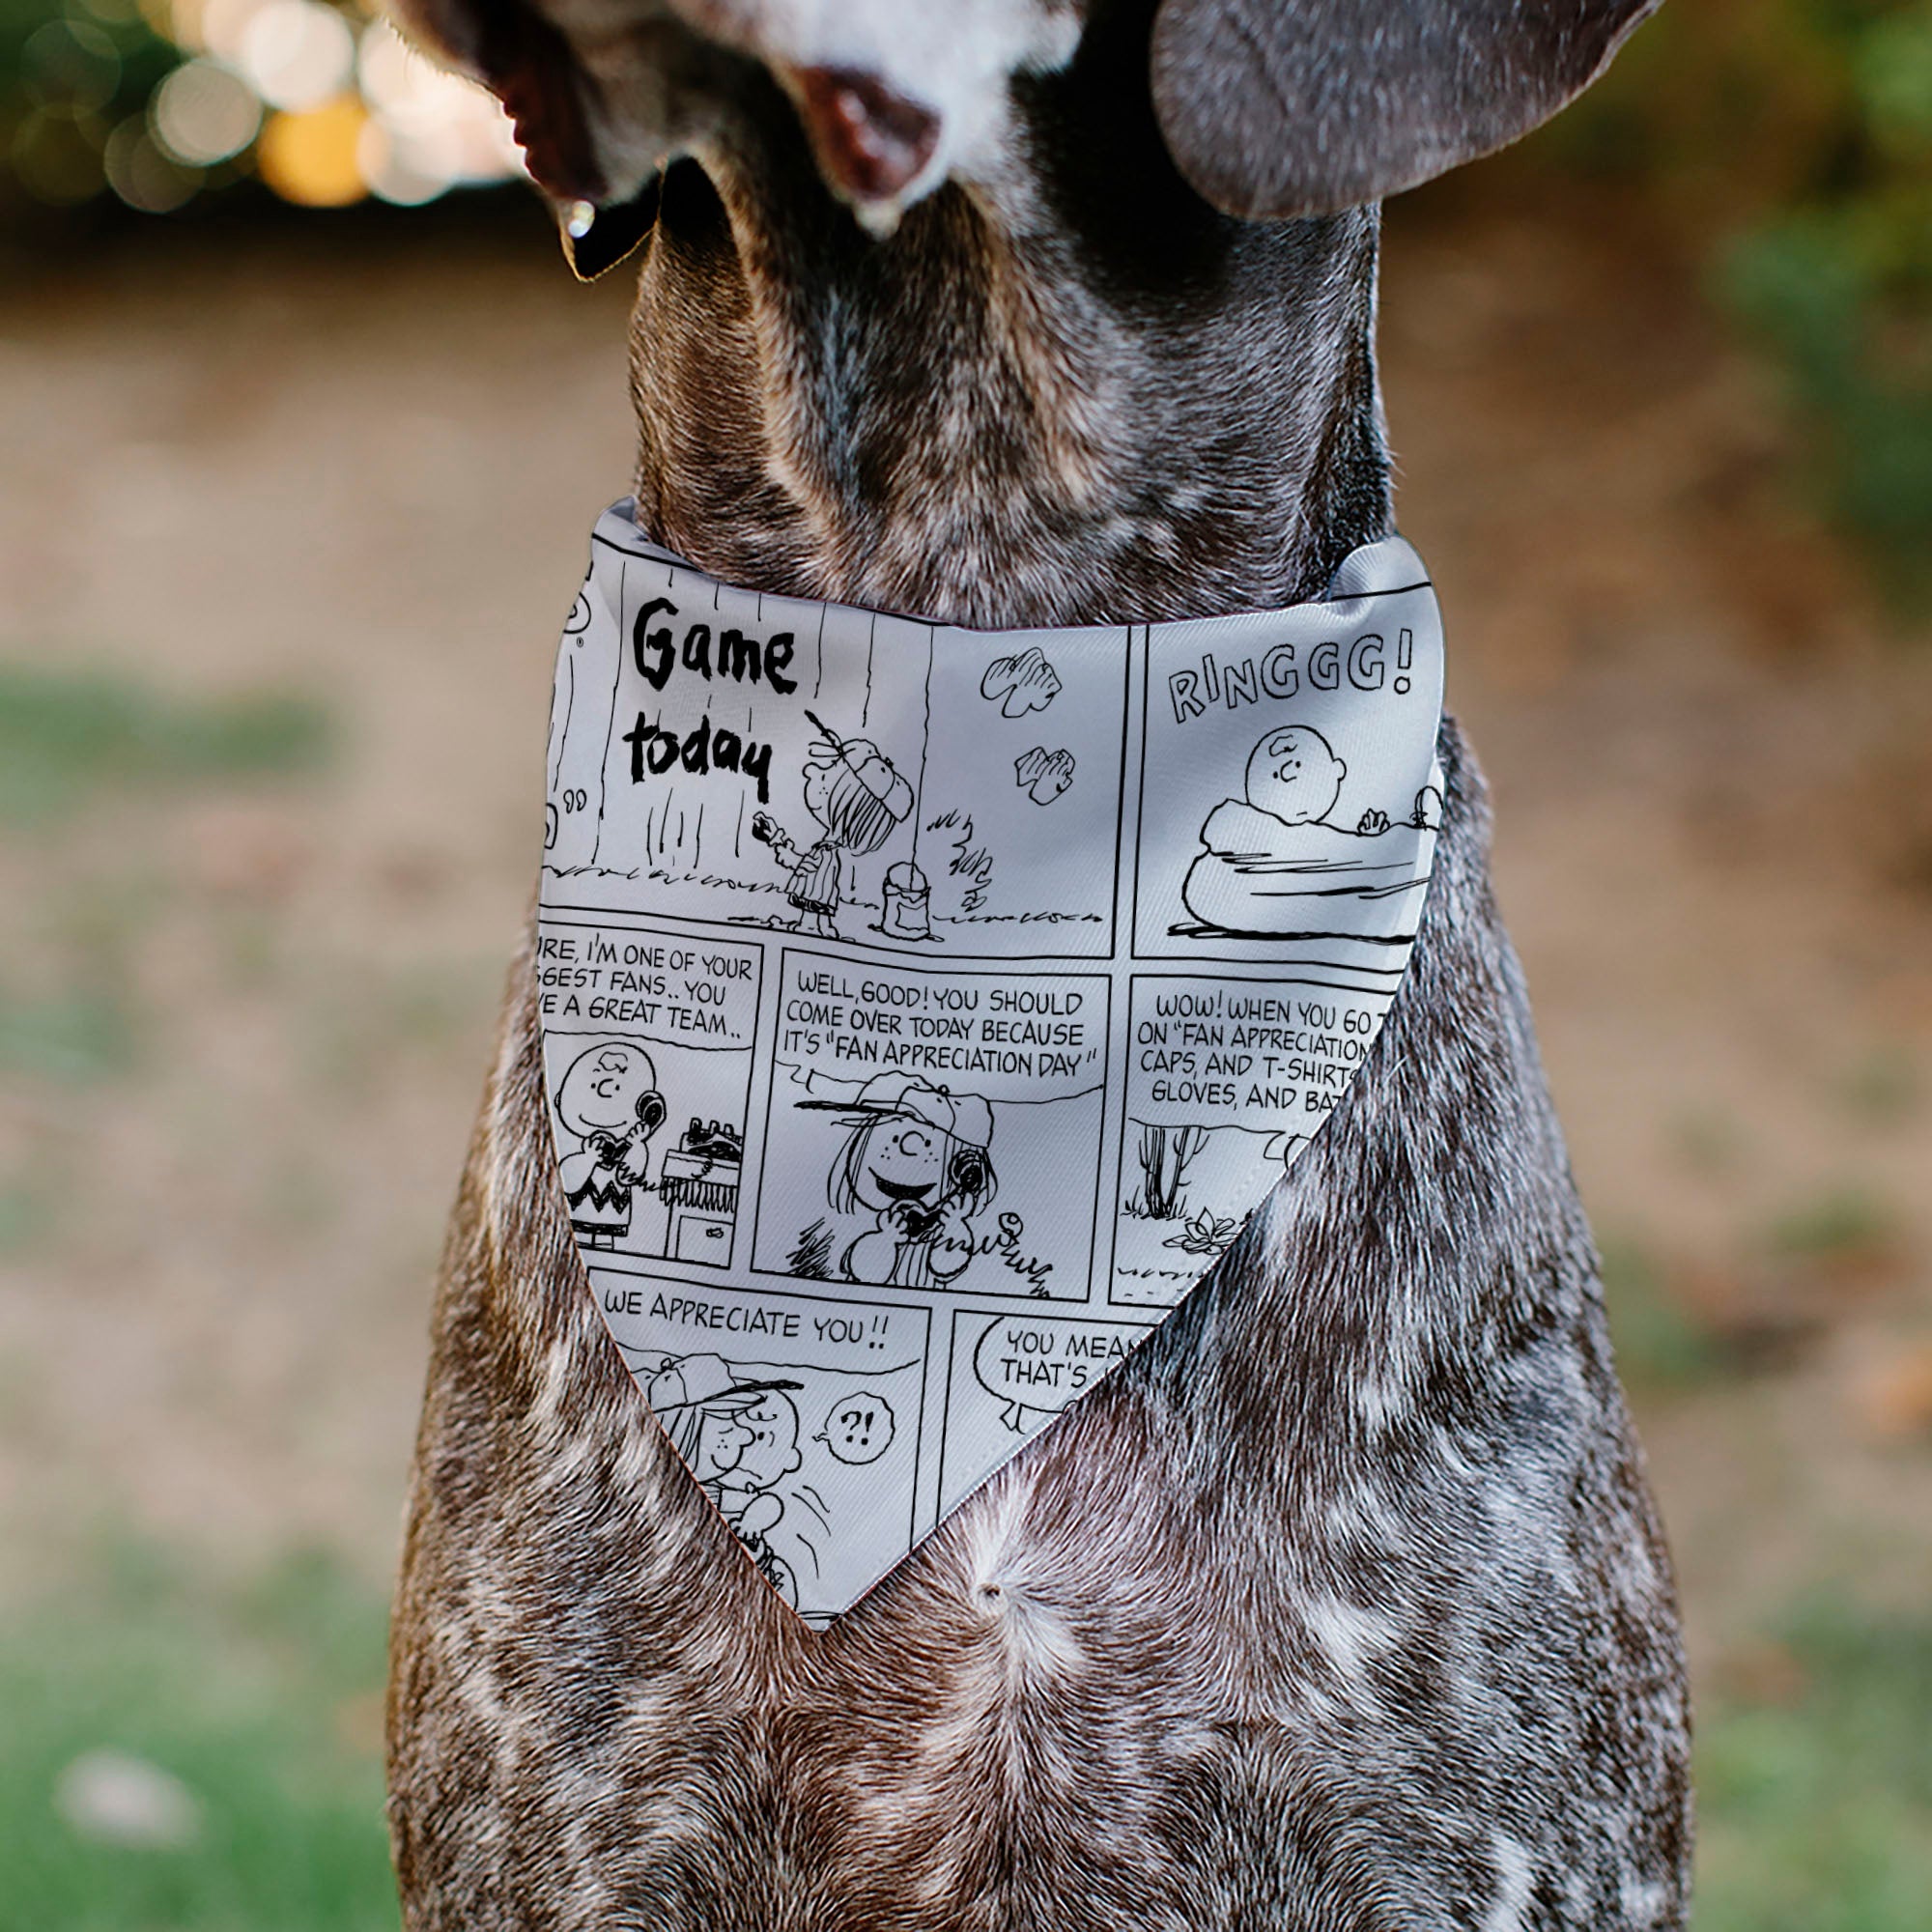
[789,1072,999,1289]
[554,1041,667,1249]
[750,710,912,939]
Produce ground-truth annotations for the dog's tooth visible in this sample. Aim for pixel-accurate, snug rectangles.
[566,199,596,241]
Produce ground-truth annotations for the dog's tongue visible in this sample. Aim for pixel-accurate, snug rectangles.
[792,67,940,206]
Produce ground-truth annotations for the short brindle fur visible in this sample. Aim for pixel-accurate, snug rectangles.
[384,1,1693,1924]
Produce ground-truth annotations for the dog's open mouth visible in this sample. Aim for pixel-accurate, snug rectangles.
[559,178,662,280]
[450,0,660,277]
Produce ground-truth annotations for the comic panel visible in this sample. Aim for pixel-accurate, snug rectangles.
[938,1307,1155,1519]
[588,1272,930,1620]
[753,950,1110,1302]
[1132,587,1443,967]
[1110,975,1392,1306]
[542,547,1129,957]
[912,627,1128,955]
[537,923,761,1271]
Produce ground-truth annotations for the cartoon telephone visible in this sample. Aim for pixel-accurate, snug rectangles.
[900,1147,994,1243]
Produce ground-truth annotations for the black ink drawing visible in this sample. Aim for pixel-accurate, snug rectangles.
[1132,1122,1207,1221]
[815,1390,895,1464]
[544,571,1125,952]
[980,647,1062,716]
[554,1042,668,1249]
[1179,724,1436,940]
[1013,747,1075,805]
[1115,1122,1311,1300]
[875,858,938,942]
[554,1042,745,1266]
[923,811,992,920]
[620,1336,922,1611]
[643,1351,808,1605]
[750,710,913,939]
[656,1116,745,1266]
[788,1072,1008,1289]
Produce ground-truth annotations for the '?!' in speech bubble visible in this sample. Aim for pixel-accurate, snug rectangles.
[815,1392,895,1464]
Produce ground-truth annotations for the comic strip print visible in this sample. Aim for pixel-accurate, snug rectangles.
[541,532,1129,958]
[589,1273,929,1617]
[1111,975,1393,1305]
[537,924,761,1270]
[938,1308,1156,1519]
[536,508,1450,1616]
[1134,582,1445,967]
[754,951,1110,1302]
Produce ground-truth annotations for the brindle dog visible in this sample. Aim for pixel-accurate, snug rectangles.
[383,2,1692,1925]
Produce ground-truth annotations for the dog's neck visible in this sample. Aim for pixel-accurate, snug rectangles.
[622,32,1392,630]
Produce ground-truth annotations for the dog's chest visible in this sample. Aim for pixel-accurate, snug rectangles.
[400,795,1688,1929]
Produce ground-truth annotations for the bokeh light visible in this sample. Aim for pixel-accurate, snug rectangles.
[12,100,108,205]
[237,0,355,112]
[255,92,364,205]
[3,0,526,213]
[23,18,123,112]
[151,57,259,165]
[104,112,200,209]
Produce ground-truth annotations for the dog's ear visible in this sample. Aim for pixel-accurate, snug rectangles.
[1150,0,1662,219]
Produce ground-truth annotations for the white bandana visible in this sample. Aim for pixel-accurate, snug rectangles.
[539,500,1444,1621]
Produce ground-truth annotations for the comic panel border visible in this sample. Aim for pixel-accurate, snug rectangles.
[1105,969,1399,1309]
[749,947,1115,1304]
[537,917,766,1275]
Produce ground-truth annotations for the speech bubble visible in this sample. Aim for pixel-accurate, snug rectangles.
[814,1391,896,1464]
[778,955,1105,1105]
[970,1317,1139,1433]
[538,925,762,1049]
[1125,979,1389,1138]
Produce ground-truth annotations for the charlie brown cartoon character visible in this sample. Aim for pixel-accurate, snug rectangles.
[750,710,912,938]
[554,1041,667,1250]
[1241,724,1385,835]
[646,1353,805,1603]
[1179,724,1439,939]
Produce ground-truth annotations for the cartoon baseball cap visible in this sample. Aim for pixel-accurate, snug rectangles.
[803,710,914,822]
[800,1071,994,1151]
[645,1353,803,1413]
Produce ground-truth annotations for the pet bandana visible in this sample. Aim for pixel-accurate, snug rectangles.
[539,500,1444,1622]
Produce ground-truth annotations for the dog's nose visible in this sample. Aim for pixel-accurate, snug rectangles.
[791,66,940,205]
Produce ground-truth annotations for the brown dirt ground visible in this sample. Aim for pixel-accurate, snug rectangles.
[2,186,1928,1680]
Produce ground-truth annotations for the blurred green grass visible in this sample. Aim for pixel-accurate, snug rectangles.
[0,1544,397,1932]
[1697,1601,1932,1932]
[0,661,333,1109]
[0,665,331,827]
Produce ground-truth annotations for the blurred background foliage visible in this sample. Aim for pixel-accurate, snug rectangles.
[1548,0,1932,599]
[0,0,515,219]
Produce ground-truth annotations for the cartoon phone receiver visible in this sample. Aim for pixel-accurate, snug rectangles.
[900,1145,996,1239]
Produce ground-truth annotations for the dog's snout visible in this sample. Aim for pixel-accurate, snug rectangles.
[792,67,940,205]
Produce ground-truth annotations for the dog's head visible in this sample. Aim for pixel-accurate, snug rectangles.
[391,0,1660,270]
